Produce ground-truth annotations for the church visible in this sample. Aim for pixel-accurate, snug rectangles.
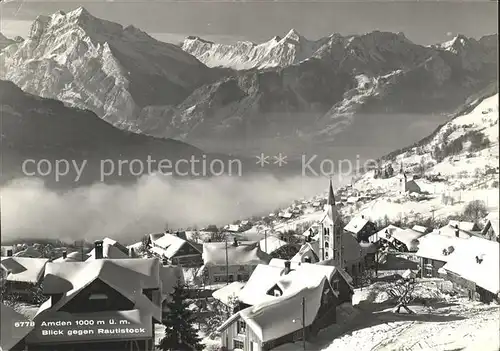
[292,180,376,278]
[396,163,422,194]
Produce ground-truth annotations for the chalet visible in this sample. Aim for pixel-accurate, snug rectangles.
[344,215,377,242]
[0,256,49,303]
[24,254,172,351]
[442,236,499,303]
[201,240,270,285]
[415,233,468,278]
[369,225,402,244]
[1,303,35,351]
[146,232,203,267]
[266,259,354,304]
[217,260,353,351]
[86,238,130,261]
[381,228,424,252]
[481,213,499,242]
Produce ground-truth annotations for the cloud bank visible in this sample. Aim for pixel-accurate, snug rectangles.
[1,174,341,244]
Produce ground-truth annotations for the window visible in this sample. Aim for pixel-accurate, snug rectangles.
[237,274,249,281]
[333,279,340,290]
[233,339,244,350]
[89,293,108,300]
[237,320,246,334]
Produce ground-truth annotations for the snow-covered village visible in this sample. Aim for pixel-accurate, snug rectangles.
[0,2,499,351]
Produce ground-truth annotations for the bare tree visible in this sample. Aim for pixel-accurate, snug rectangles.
[463,200,488,222]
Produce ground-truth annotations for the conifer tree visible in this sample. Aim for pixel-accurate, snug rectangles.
[159,282,204,351]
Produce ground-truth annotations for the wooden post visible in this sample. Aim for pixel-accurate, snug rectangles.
[302,296,306,351]
[225,238,229,285]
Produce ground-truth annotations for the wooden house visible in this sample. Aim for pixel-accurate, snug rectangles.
[0,256,49,303]
[147,232,203,267]
[201,240,270,285]
[217,260,353,351]
[23,248,172,351]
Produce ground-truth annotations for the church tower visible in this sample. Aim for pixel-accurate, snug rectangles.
[319,179,344,267]
[398,163,407,194]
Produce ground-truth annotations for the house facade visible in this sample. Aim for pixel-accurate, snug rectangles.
[147,232,203,267]
[442,236,499,303]
[0,256,49,303]
[202,240,270,285]
[344,215,377,243]
[23,246,167,351]
[218,260,352,351]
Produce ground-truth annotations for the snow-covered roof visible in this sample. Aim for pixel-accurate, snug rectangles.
[373,225,402,240]
[53,251,89,262]
[13,246,42,258]
[416,233,469,262]
[259,236,288,254]
[412,225,428,234]
[448,220,479,232]
[202,241,270,266]
[238,259,350,307]
[152,233,201,258]
[0,257,49,284]
[292,242,320,263]
[86,237,130,261]
[212,281,246,305]
[344,215,371,234]
[482,213,499,238]
[389,229,425,250]
[38,258,163,321]
[435,224,473,239]
[238,278,327,342]
[443,236,500,295]
[270,258,353,285]
[1,303,34,351]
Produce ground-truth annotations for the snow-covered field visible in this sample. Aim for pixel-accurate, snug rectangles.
[275,279,500,351]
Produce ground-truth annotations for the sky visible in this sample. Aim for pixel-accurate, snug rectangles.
[0,1,498,45]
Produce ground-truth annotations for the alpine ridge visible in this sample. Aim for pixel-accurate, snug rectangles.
[0,7,222,130]
[0,7,497,159]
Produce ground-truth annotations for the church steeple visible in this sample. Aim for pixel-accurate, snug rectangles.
[327,178,335,206]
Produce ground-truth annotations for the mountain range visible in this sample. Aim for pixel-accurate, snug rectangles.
[0,7,497,161]
[0,80,275,188]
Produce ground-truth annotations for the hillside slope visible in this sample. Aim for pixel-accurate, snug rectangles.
[350,89,499,222]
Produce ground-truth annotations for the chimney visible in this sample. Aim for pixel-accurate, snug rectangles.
[7,249,13,257]
[283,261,291,275]
[129,247,135,258]
[94,240,104,259]
[62,251,67,259]
[51,293,63,306]
[232,238,238,247]
[455,229,459,238]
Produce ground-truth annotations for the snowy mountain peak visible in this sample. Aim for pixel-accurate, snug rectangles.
[283,28,303,42]
[1,7,214,130]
